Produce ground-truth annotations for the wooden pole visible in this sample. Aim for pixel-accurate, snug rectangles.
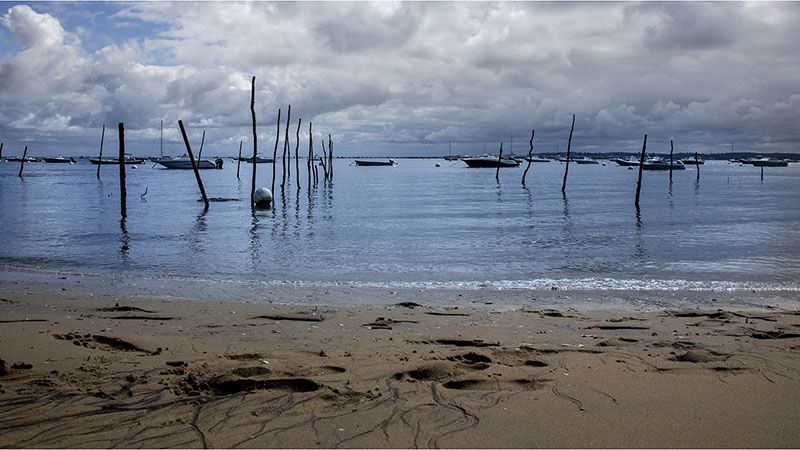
[522,129,535,186]
[320,138,329,180]
[495,142,503,182]
[0,142,3,160]
[307,121,313,188]
[761,166,764,180]
[694,151,700,181]
[634,134,647,208]
[281,105,291,190]
[328,134,333,180]
[178,120,209,209]
[561,114,575,194]
[18,146,28,178]
[295,117,302,191]
[96,125,105,179]
[250,76,258,209]
[197,129,206,160]
[271,108,281,195]
[236,140,243,179]
[118,124,127,218]
[669,139,674,181]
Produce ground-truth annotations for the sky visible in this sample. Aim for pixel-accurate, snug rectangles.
[1,1,799,158]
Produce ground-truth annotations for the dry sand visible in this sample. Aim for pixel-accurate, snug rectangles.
[1,285,799,448]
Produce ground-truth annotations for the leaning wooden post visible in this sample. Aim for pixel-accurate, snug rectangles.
[96,125,105,179]
[495,143,503,182]
[18,146,28,178]
[236,140,243,179]
[694,151,700,181]
[295,117,302,191]
[197,129,206,160]
[307,121,313,187]
[118,124,127,218]
[178,120,209,209]
[281,105,291,190]
[669,139,674,181]
[0,142,3,160]
[634,134,647,208]
[561,114,575,194]
[522,129,535,186]
[320,138,329,180]
[271,108,281,195]
[328,134,333,180]
[761,166,764,181]
[250,77,258,208]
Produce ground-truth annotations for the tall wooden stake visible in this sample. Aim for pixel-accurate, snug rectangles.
[271,108,281,195]
[197,129,206,160]
[250,76,258,209]
[328,134,333,180]
[281,105,291,190]
[634,134,647,208]
[178,120,209,209]
[320,138,329,180]
[307,121,313,187]
[18,146,28,178]
[561,114,575,194]
[694,151,700,181]
[118,124,127,218]
[295,117,302,191]
[96,125,105,179]
[522,129,535,186]
[495,143,503,182]
[0,142,3,160]
[669,139,674,181]
[236,140,243,179]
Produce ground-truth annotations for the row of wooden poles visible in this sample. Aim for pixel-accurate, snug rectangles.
[512,114,700,209]
[6,76,337,218]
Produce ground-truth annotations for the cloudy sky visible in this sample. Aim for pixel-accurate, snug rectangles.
[1,1,799,157]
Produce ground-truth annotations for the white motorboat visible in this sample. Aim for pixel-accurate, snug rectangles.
[157,155,221,169]
[642,156,686,171]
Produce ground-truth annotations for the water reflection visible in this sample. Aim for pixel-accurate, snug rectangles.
[633,208,645,261]
[249,211,262,271]
[119,218,130,260]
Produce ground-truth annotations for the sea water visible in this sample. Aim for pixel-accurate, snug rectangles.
[1,159,799,297]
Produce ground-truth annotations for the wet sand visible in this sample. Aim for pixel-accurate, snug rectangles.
[1,286,799,448]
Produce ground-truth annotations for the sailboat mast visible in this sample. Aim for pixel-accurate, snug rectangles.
[160,119,163,158]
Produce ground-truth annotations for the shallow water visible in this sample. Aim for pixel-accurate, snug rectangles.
[1,158,799,292]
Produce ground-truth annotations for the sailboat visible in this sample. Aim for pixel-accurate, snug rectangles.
[443,141,458,161]
[153,121,221,169]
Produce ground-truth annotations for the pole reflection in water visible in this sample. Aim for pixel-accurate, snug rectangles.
[119,218,130,260]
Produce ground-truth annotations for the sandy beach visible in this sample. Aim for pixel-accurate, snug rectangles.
[1,282,799,448]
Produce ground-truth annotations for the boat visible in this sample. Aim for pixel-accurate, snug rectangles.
[524,156,550,162]
[238,156,275,163]
[157,155,222,169]
[573,157,599,165]
[642,156,686,171]
[7,156,41,162]
[443,141,459,161]
[612,157,641,166]
[42,156,75,164]
[462,155,520,168]
[90,155,145,165]
[681,157,704,165]
[354,159,397,166]
[748,158,788,167]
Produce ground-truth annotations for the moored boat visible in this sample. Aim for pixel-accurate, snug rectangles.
[157,155,222,169]
[612,157,641,166]
[748,158,788,167]
[42,156,76,164]
[90,156,145,165]
[573,157,599,165]
[462,155,520,168]
[238,156,275,163]
[7,156,41,163]
[681,158,704,165]
[524,156,550,162]
[642,156,686,171]
[354,159,397,166]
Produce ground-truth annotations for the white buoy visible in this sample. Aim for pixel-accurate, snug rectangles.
[435,163,441,167]
[254,187,273,209]
[131,165,138,169]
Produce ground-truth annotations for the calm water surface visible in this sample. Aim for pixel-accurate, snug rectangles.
[1,158,799,291]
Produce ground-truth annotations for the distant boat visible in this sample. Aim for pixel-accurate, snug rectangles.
[462,155,520,168]
[42,156,75,164]
[443,141,458,160]
[524,156,550,162]
[573,157,599,165]
[748,158,788,167]
[354,159,397,166]
[7,156,41,163]
[157,155,221,169]
[612,157,641,166]
[681,158,704,165]
[642,156,686,171]
[90,155,144,165]
[238,156,275,163]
